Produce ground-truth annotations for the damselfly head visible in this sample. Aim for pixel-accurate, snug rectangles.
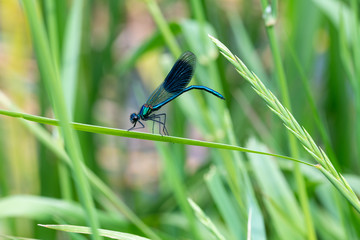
[130,113,139,123]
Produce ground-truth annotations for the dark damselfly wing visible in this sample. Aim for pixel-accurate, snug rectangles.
[145,52,196,108]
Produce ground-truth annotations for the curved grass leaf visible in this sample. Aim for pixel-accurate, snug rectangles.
[0,235,39,240]
[0,109,312,166]
[188,198,226,240]
[39,225,150,240]
[0,195,125,229]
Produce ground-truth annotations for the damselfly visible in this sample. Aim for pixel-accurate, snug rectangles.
[128,51,225,135]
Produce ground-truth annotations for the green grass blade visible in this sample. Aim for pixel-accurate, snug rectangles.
[0,235,38,240]
[42,1,74,203]
[39,225,150,240]
[258,2,316,238]
[145,0,181,56]
[205,167,248,240]
[188,198,226,240]
[286,42,338,167]
[21,1,101,238]
[314,0,360,173]
[227,14,268,82]
[247,139,305,239]
[0,109,312,166]
[44,0,60,66]
[247,209,252,240]
[61,0,84,115]
[157,145,199,239]
[0,195,125,228]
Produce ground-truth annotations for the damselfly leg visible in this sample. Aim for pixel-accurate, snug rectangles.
[128,121,145,131]
[155,113,167,135]
[148,113,168,135]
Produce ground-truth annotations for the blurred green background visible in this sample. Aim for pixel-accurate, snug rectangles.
[0,0,359,239]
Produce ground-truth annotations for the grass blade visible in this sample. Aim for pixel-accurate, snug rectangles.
[20,1,101,238]
[39,225,150,240]
[188,198,226,240]
[0,108,312,165]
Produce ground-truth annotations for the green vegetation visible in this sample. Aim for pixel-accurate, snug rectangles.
[0,0,359,239]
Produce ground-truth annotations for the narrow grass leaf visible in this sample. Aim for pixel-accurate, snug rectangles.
[247,208,252,240]
[0,195,125,228]
[39,225,150,240]
[0,109,311,165]
[246,139,306,239]
[0,235,39,240]
[61,0,84,115]
[180,20,217,62]
[188,198,226,240]
[205,166,246,240]
[21,1,102,238]
[157,146,200,239]
[228,14,268,81]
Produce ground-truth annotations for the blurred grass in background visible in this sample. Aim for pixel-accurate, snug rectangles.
[0,0,359,239]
